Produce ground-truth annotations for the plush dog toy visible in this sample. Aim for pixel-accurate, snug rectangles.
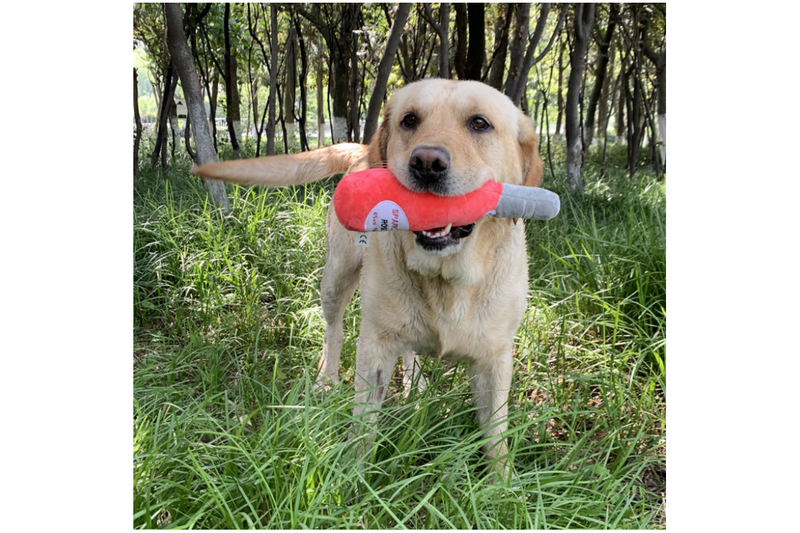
[333,168,560,233]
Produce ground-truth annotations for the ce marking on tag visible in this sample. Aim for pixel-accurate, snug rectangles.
[355,232,370,247]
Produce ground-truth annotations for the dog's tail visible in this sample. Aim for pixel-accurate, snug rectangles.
[191,143,368,187]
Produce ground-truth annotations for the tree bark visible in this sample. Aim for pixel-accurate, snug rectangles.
[453,4,467,80]
[464,4,485,80]
[208,69,219,151]
[363,3,411,145]
[284,25,298,152]
[134,68,143,178]
[616,69,626,145]
[422,3,450,79]
[317,60,325,148]
[506,4,530,102]
[505,4,565,107]
[266,4,278,156]
[555,40,564,138]
[349,5,361,143]
[223,3,242,158]
[566,4,596,194]
[151,62,177,171]
[644,44,666,168]
[294,14,310,152]
[597,38,615,144]
[486,3,512,90]
[583,5,617,150]
[169,99,179,159]
[297,5,355,144]
[163,3,229,211]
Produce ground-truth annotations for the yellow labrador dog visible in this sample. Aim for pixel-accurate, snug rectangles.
[194,79,543,476]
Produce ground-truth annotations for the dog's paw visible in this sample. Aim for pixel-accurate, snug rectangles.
[313,372,338,393]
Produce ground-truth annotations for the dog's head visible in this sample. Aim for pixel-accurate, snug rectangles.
[367,79,543,256]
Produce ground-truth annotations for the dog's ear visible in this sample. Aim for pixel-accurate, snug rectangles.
[367,116,391,169]
[517,114,543,188]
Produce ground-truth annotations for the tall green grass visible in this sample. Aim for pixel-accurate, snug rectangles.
[134,146,666,529]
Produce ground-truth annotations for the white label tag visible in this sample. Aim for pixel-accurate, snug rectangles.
[364,201,410,232]
[355,232,370,247]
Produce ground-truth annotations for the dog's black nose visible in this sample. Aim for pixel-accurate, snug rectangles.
[408,146,450,188]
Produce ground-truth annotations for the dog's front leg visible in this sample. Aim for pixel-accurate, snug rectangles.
[468,350,513,480]
[401,351,427,395]
[350,333,400,453]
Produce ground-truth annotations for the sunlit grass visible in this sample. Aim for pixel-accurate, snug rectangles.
[134,144,665,529]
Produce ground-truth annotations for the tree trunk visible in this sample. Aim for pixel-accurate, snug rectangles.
[464,4,485,81]
[583,7,617,150]
[151,62,177,170]
[134,68,143,178]
[506,4,530,102]
[453,4,467,80]
[555,40,564,139]
[364,3,411,144]
[505,4,564,106]
[349,6,361,143]
[292,15,310,152]
[317,60,325,148]
[266,4,278,156]
[209,70,219,151]
[644,44,666,168]
[422,3,450,79]
[169,100,179,159]
[284,26,298,153]
[223,3,241,159]
[566,4,596,194]
[487,3,512,90]
[597,38,615,144]
[616,70,626,144]
[163,3,229,211]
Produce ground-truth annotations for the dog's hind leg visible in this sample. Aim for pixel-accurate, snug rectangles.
[316,212,363,390]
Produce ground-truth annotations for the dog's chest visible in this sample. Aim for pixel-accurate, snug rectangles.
[409,277,518,360]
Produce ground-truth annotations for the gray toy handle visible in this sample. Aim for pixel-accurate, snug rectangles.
[494,184,561,221]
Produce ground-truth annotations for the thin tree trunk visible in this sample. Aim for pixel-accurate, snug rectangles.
[422,3,450,79]
[284,26,297,153]
[583,6,617,150]
[349,6,360,143]
[266,4,278,156]
[169,100,179,159]
[163,3,229,211]
[317,60,325,148]
[566,4,596,194]
[209,70,219,151]
[151,63,176,170]
[616,69,626,144]
[134,68,143,177]
[644,44,666,168]
[464,4,485,81]
[453,4,467,80]
[597,38,615,144]
[505,4,565,106]
[364,3,411,144]
[555,40,564,139]
[223,4,241,158]
[294,14,310,152]
[506,4,530,102]
[486,3,512,90]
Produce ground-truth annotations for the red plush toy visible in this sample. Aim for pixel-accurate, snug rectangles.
[332,168,560,233]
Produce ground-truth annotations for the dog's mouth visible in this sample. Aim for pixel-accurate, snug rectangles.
[413,223,475,251]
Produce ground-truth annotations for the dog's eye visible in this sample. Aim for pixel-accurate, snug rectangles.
[469,116,492,132]
[401,113,418,130]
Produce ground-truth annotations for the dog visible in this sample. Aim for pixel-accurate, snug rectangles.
[194,79,543,477]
